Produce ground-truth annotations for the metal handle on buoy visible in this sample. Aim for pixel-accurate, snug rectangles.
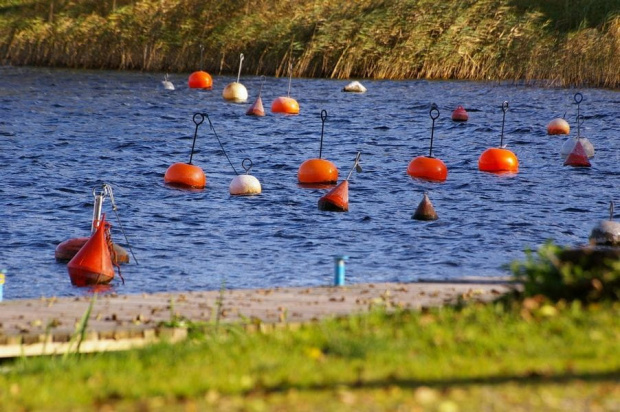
[242,158,253,174]
[287,61,293,97]
[574,93,583,139]
[236,53,244,84]
[189,113,205,165]
[499,101,509,147]
[319,109,328,159]
[428,103,440,158]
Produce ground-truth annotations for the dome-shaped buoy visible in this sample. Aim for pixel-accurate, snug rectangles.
[407,103,448,182]
[67,215,116,286]
[164,113,207,189]
[162,73,175,91]
[342,81,367,93]
[188,71,212,89]
[246,76,266,117]
[589,202,620,246]
[222,53,248,103]
[478,101,519,174]
[547,118,569,135]
[229,159,262,196]
[271,62,299,114]
[299,110,338,185]
[318,152,362,212]
[564,139,591,167]
[412,192,438,221]
[451,105,468,121]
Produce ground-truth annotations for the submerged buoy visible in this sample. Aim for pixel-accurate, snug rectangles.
[299,110,338,185]
[271,96,299,114]
[67,216,115,287]
[564,139,591,167]
[451,105,468,122]
[412,193,438,221]
[407,103,448,182]
[164,113,207,189]
[547,118,569,135]
[342,81,367,93]
[188,70,213,89]
[162,74,175,91]
[478,101,519,174]
[561,137,595,159]
[223,53,248,103]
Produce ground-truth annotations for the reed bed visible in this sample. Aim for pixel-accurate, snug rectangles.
[0,0,618,88]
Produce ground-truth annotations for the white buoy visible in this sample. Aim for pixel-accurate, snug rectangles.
[223,53,248,103]
[162,74,175,91]
[229,174,261,196]
[560,137,594,159]
[342,81,367,93]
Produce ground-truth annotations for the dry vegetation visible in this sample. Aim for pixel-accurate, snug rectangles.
[0,0,618,87]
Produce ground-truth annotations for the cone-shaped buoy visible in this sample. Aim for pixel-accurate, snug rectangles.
[342,81,367,93]
[560,92,595,159]
[299,110,338,185]
[164,113,207,189]
[223,53,248,103]
[67,215,115,286]
[271,96,299,114]
[407,104,448,182]
[188,71,212,89]
[547,118,569,135]
[230,159,262,196]
[246,96,265,116]
[162,74,175,91]
[412,193,438,221]
[318,180,349,212]
[478,101,519,174]
[451,105,468,121]
[564,139,591,167]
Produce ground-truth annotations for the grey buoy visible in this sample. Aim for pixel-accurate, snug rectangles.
[412,193,438,221]
[342,81,367,93]
[229,158,261,196]
[589,201,620,246]
[162,74,175,91]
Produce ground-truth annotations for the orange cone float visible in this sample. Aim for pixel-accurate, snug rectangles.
[412,192,438,221]
[299,110,338,186]
[67,215,116,287]
[478,101,519,174]
[222,54,248,103]
[451,105,468,121]
[188,45,213,90]
[318,152,361,212]
[407,103,448,182]
[271,62,299,114]
[246,76,266,117]
[164,113,207,189]
[564,139,591,167]
[547,118,570,135]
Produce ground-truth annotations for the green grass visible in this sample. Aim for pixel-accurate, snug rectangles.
[1,300,618,411]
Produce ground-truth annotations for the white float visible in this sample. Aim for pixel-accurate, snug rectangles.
[342,81,367,93]
[229,174,261,196]
[162,74,175,91]
[560,137,594,159]
[546,118,569,135]
[223,53,248,103]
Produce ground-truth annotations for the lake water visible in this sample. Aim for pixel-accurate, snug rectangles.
[0,66,618,300]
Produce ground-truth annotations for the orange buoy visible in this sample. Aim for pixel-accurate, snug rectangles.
[298,158,338,184]
[407,104,448,182]
[451,105,468,121]
[164,162,206,189]
[478,148,519,173]
[407,156,448,182]
[188,70,212,89]
[564,139,591,167]
[271,96,299,114]
[412,193,438,221]
[56,237,129,264]
[318,180,349,212]
[67,216,115,287]
[547,118,570,135]
[246,96,265,116]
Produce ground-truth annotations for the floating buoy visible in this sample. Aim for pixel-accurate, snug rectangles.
[162,74,175,91]
[564,139,591,167]
[342,81,367,93]
[246,76,266,116]
[412,192,438,221]
[560,137,594,159]
[188,71,212,89]
[222,53,248,103]
[271,62,299,114]
[451,105,468,121]
[299,110,338,185]
[407,103,448,182]
[67,215,116,287]
[589,202,620,246]
[547,118,569,135]
[164,113,207,189]
[478,101,519,174]
[318,152,361,212]
[229,159,262,196]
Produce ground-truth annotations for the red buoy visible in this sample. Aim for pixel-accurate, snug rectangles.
[271,96,299,114]
[188,71,212,89]
[547,118,570,135]
[451,105,469,121]
[564,139,591,167]
[67,216,115,287]
[298,159,338,185]
[478,148,519,173]
[407,156,448,182]
[246,96,265,116]
[164,162,206,189]
[318,180,349,212]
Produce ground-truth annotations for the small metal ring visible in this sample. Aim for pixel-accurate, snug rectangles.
[429,103,440,120]
[574,92,583,104]
[193,112,205,126]
[321,109,328,122]
[242,158,253,174]
[502,101,509,112]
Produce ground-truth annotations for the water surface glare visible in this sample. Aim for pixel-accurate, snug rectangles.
[0,66,618,300]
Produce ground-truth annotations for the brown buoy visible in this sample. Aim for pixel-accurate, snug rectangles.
[412,193,438,221]
[246,76,266,116]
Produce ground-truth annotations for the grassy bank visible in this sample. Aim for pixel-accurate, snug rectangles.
[0,300,618,411]
[0,0,618,88]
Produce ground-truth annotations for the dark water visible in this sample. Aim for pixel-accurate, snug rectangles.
[0,66,618,300]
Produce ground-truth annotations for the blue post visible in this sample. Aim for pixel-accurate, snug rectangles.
[0,269,5,302]
[334,256,349,286]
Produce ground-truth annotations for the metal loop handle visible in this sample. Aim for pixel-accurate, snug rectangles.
[574,92,583,104]
[193,112,205,126]
[242,158,253,174]
[319,110,328,159]
[429,103,440,120]
[502,101,509,113]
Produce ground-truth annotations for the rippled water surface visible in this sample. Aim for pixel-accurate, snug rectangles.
[1,66,618,300]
